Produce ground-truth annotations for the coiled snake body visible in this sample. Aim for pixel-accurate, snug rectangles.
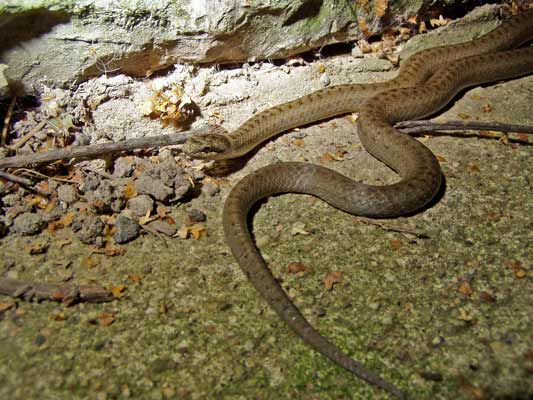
[183,10,533,398]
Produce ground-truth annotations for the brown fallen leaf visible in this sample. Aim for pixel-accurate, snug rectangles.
[99,311,116,326]
[287,262,310,274]
[129,274,144,283]
[429,15,449,27]
[111,285,127,298]
[482,104,493,113]
[357,17,371,38]
[190,224,208,240]
[104,244,126,257]
[390,239,402,251]
[123,181,137,199]
[324,271,343,290]
[81,256,99,269]
[458,281,474,297]
[375,0,388,17]
[0,301,15,313]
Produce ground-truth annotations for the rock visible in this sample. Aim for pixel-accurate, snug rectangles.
[12,212,45,235]
[135,175,173,202]
[3,0,443,94]
[57,184,77,205]
[201,181,220,197]
[185,209,206,226]
[113,215,140,244]
[86,180,114,212]
[2,193,22,207]
[134,159,191,202]
[146,220,177,236]
[113,157,135,178]
[71,214,105,244]
[127,195,154,217]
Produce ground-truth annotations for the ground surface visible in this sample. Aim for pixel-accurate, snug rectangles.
[0,18,532,400]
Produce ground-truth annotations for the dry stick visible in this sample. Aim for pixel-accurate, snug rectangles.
[9,119,48,150]
[354,216,430,238]
[0,171,49,196]
[0,125,214,169]
[1,96,17,145]
[395,120,533,135]
[0,277,113,304]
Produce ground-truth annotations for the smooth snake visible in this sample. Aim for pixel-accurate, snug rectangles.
[183,9,533,399]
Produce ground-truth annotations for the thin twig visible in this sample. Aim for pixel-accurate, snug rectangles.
[16,168,78,183]
[0,277,114,304]
[354,216,430,238]
[8,119,48,150]
[0,126,214,169]
[1,96,16,146]
[396,120,533,135]
[0,171,49,196]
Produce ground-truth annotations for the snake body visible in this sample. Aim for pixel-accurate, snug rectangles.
[183,10,533,398]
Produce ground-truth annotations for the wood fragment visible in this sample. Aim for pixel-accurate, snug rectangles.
[395,120,533,135]
[9,119,48,150]
[354,216,430,238]
[0,277,113,304]
[0,125,216,169]
[0,170,49,196]
[1,96,16,146]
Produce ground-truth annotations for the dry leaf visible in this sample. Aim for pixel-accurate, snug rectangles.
[357,17,371,38]
[190,224,208,240]
[104,244,126,257]
[0,301,15,313]
[479,291,495,303]
[81,256,98,269]
[123,181,137,199]
[436,155,447,162]
[467,163,480,173]
[177,225,189,239]
[287,262,310,274]
[111,285,127,298]
[429,15,449,27]
[458,281,474,296]
[375,0,388,17]
[390,239,402,251]
[129,274,144,283]
[98,311,116,326]
[292,138,305,147]
[324,271,343,290]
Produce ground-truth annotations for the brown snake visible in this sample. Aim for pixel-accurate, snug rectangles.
[183,10,533,399]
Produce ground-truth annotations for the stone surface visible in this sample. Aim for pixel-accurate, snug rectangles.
[12,212,45,235]
[0,0,439,94]
[113,214,140,244]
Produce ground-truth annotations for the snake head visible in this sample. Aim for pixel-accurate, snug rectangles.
[182,130,231,160]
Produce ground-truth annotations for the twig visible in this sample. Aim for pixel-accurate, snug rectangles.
[354,216,430,239]
[16,168,78,183]
[396,120,533,135]
[8,119,48,150]
[0,125,214,169]
[1,96,16,146]
[0,277,114,304]
[0,171,49,196]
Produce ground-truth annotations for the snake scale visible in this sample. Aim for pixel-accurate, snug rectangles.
[183,9,533,399]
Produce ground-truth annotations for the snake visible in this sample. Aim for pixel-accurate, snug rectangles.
[182,9,533,399]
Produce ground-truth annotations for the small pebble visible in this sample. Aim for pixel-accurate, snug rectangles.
[12,212,45,235]
[113,215,140,244]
